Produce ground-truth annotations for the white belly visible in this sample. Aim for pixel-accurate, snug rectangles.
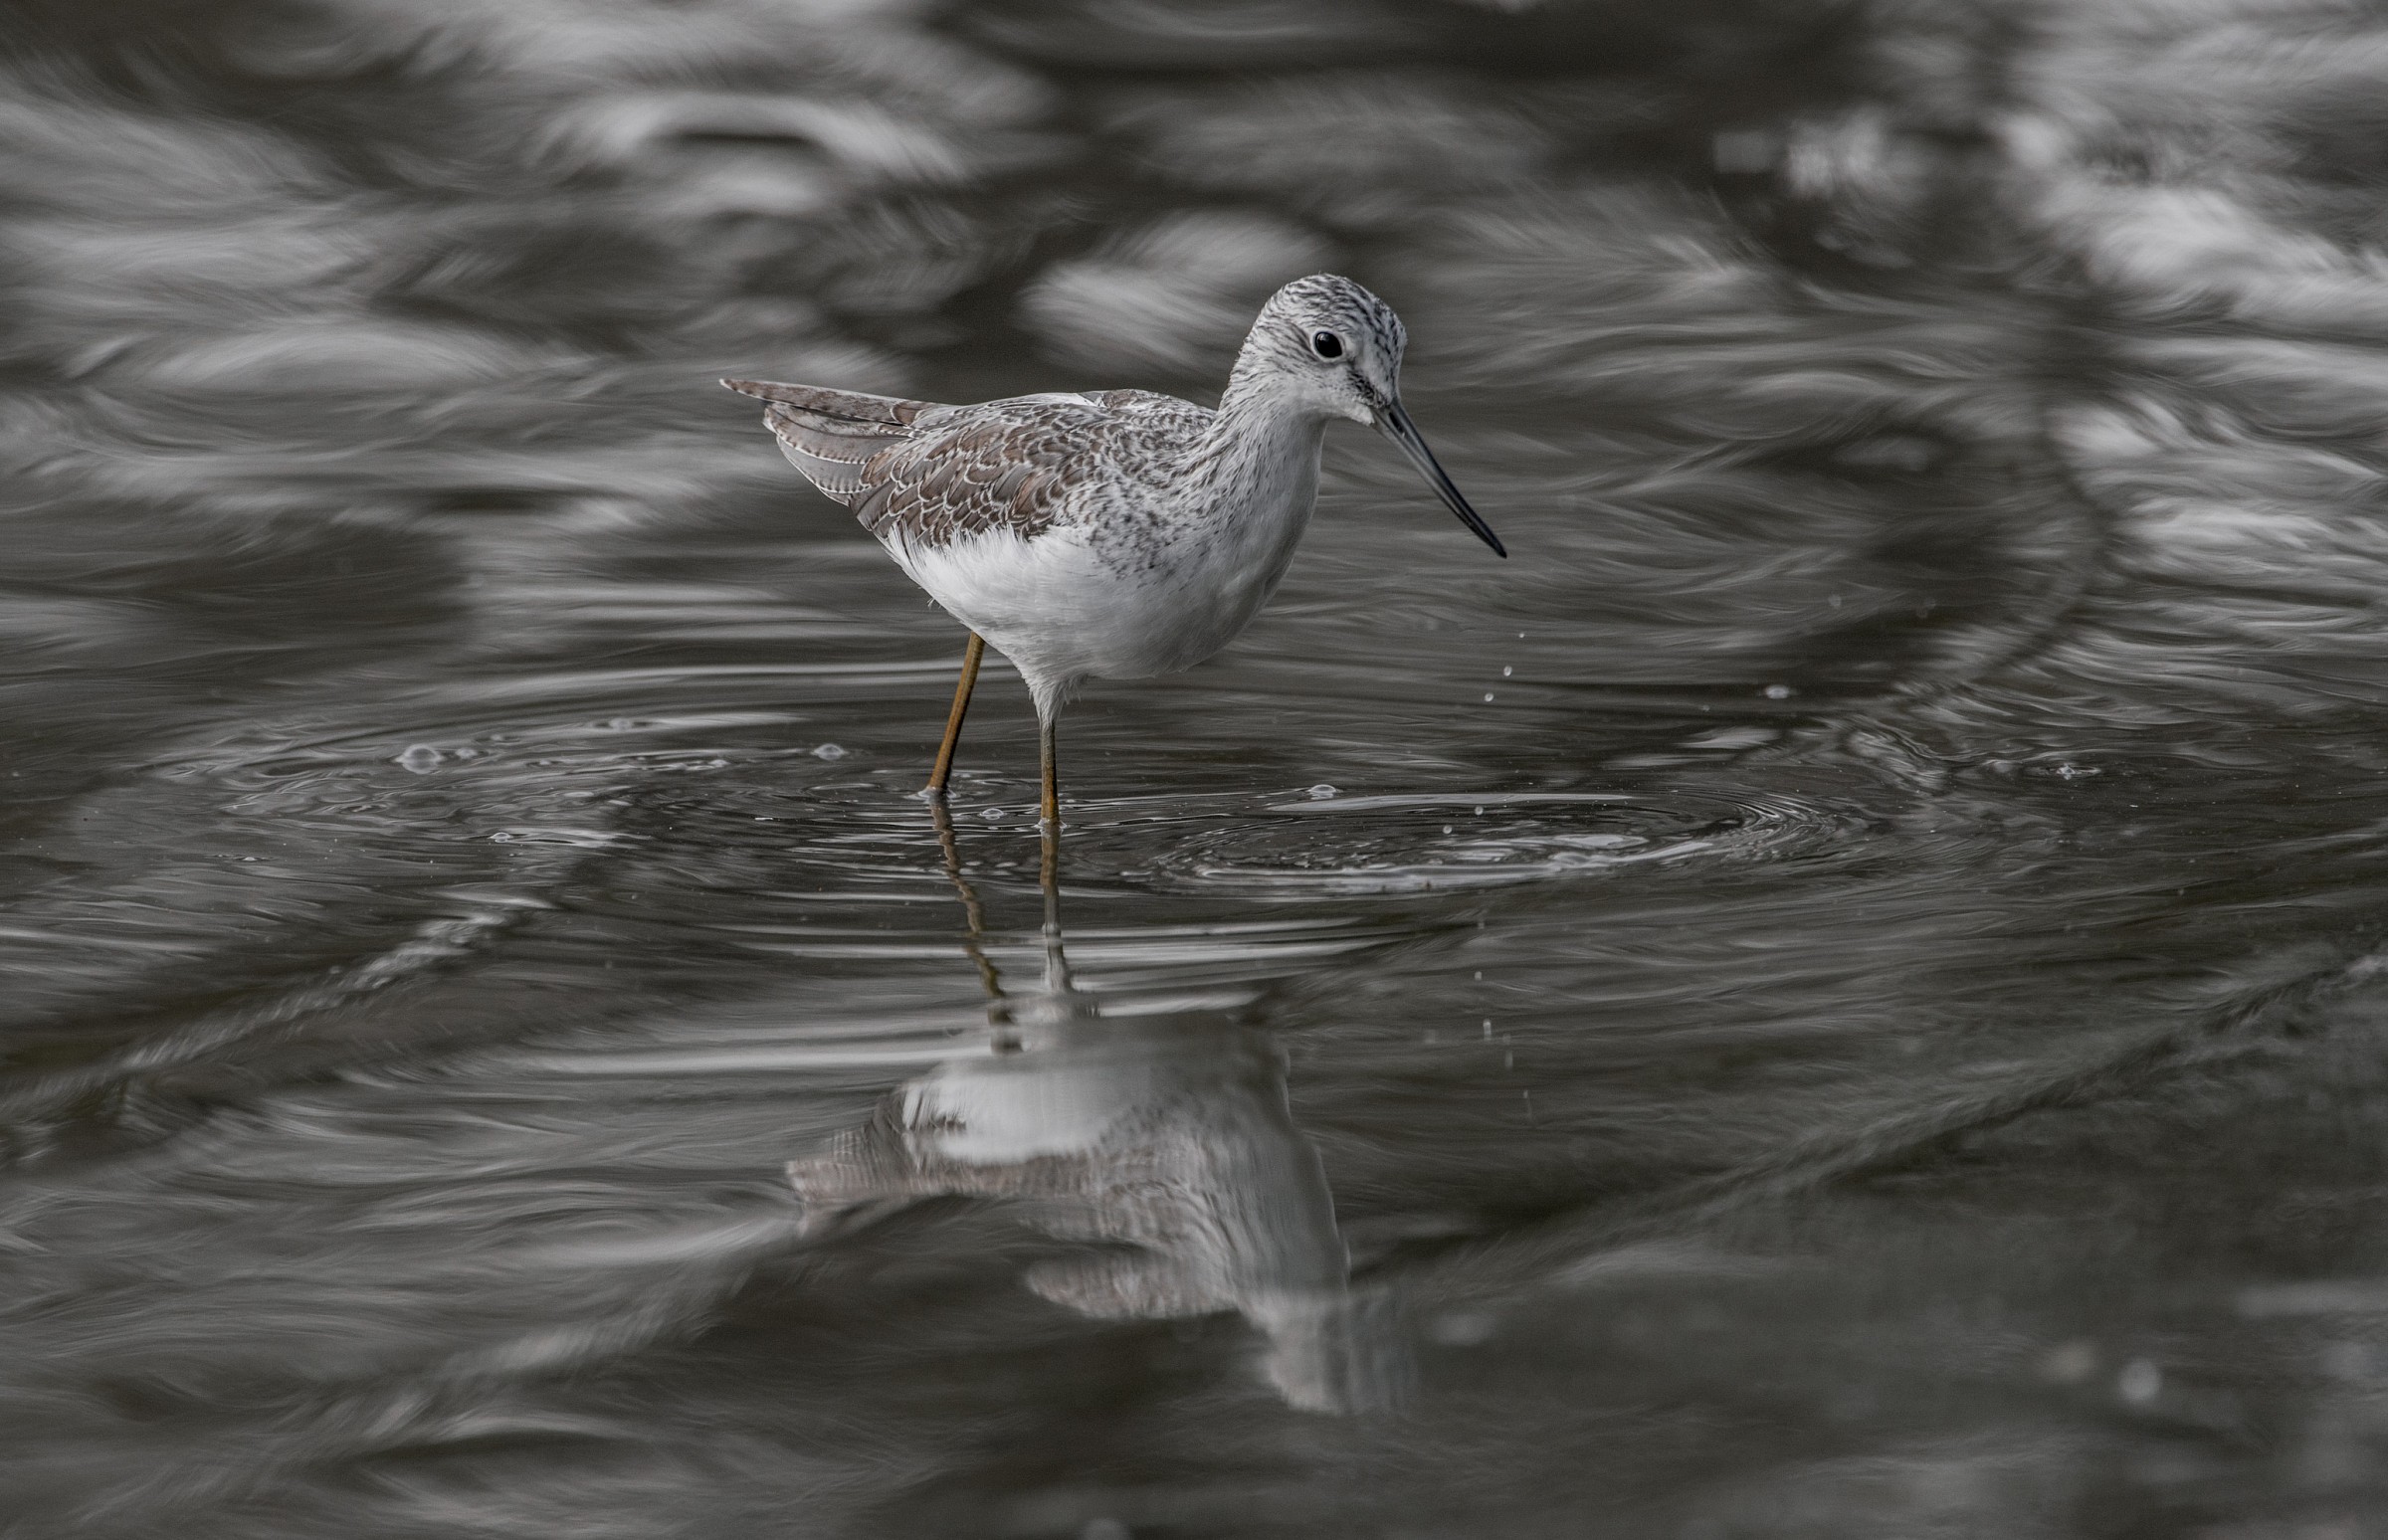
[888,516,1305,713]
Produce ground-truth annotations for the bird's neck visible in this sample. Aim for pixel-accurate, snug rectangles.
[1194,360,1331,532]
[1214,340,1334,435]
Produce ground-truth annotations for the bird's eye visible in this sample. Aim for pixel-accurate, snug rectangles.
[1309,330,1343,360]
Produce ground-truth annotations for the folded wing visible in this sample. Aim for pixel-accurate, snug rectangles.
[721,378,941,509]
[724,379,1115,549]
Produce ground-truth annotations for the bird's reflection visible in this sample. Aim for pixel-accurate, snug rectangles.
[785,805,1402,1413]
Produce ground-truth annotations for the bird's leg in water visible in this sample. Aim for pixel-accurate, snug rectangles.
[925,632,984,796]
[1038,714,1060,890]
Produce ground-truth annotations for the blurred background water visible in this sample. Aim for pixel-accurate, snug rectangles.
[8,0,2388,1534]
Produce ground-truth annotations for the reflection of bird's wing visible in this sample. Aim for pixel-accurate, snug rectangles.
[725,380,1211,548]
[1024,1251,1233,1318]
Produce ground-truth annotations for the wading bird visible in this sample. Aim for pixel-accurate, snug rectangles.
[724,274,1503,840]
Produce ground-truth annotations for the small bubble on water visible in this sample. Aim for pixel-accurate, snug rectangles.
[1306,783,1337,799]
[396,745,443,773]
[2050,760,2099,780]
[1501,666,1512,677]
[812,743,847,760]
[453,746,479,759]
[1763,683,1794,699]
[605,717,636,731]
[2117,1359,2162,1406]
[981,807,1007,822]
[1483,692,1495,702]
[1474,805,1485,816]
[1442,825,1454,835]
[490,831,513,843]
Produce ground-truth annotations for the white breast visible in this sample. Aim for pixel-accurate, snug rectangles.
[889,524,1142,710]
[883,411,1326,712]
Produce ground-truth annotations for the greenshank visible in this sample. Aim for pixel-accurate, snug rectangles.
[724,274,1503,835]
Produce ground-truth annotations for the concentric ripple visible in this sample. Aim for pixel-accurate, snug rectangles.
[1069,788,1873,897]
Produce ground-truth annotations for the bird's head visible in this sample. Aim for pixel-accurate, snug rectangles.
[1249,275,1503,557]
[1254,274,1408,428]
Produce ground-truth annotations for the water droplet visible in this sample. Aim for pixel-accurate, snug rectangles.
[1763,683,1793,699]
[812,743,847,760]
[1306,783,1337,799]
[396,745,443,773]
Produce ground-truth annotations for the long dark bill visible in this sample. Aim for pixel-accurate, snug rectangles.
[1373,401,1505,557]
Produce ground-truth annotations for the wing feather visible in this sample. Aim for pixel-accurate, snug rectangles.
[723,378,1211,549]
[721,378,944,510]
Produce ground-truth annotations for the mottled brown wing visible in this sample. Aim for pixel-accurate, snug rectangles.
[721,378,945,509]
[845,400,1110,548]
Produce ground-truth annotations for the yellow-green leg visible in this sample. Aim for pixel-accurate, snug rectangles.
[925,632,983,796]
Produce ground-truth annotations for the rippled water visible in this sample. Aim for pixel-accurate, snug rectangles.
[11,1,2388,1533]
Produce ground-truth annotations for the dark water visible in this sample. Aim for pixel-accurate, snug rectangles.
[8,1,2388,1533]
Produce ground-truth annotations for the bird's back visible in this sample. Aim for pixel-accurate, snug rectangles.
[722,379,1212,551]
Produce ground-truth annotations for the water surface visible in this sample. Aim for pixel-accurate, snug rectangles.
[8,1,2388,1534]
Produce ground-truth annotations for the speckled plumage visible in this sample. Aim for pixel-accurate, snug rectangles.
[727,381,1214,560]
[723,274,1500,795]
